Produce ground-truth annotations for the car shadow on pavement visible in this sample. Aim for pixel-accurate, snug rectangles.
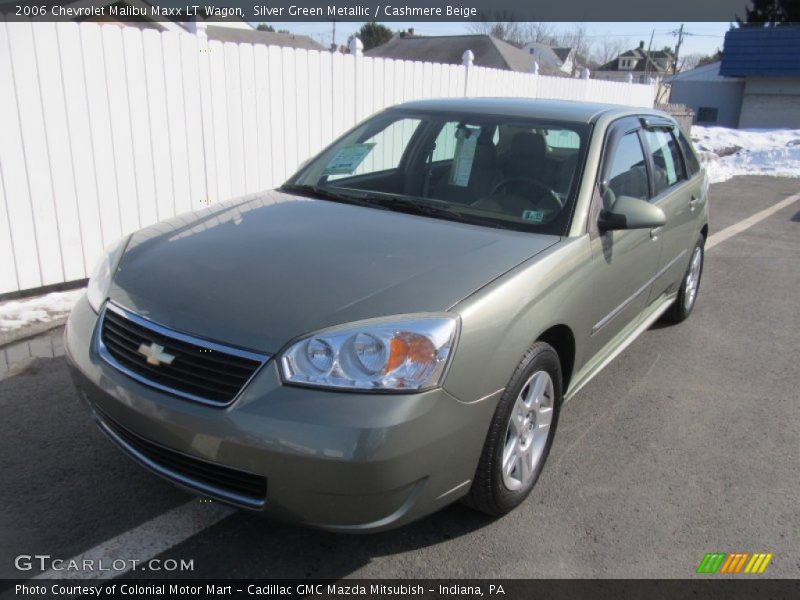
[131,502,498,580]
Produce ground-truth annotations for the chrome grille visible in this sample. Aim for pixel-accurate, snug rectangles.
[98,302,268,406]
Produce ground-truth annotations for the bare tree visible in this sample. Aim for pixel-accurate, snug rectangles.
[677,53,703,72]
[520,22,555,45]
[593,36,629,67]
[468,20,526,47]
[552,25,593,75]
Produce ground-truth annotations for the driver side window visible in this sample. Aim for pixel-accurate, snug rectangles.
[604,132,649,208]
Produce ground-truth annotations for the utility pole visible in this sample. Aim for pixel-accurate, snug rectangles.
[672,23,685,74]
[645,28,655,81]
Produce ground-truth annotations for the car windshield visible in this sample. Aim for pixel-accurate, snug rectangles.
[284,109,590,235]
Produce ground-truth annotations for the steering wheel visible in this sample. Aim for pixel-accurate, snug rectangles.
[489,177,562,212]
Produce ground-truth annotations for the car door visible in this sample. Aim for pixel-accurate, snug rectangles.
[584,118,663,358]
[641,125,705,301]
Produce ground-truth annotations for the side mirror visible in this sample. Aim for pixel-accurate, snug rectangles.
[598,195,666,231]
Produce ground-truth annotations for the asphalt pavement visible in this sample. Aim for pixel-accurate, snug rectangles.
[1,176,798,581]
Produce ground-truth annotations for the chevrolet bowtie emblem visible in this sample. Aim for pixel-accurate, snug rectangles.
[137,342,175,366]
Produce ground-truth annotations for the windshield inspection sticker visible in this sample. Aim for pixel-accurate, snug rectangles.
[449,126,480,187]
[522,209,544,223]
[322,143,376,175]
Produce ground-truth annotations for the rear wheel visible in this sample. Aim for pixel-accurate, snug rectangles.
[466,342,561,516]
[665,233,705,324]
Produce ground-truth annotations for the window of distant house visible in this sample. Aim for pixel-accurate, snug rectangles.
[697,107,718,124]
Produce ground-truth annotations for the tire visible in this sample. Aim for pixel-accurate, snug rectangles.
[466,342,562,517]
[664,233,705,324]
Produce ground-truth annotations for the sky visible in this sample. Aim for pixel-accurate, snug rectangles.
[263,21,731,58]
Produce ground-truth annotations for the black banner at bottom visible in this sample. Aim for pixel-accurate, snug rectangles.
[3,579,800,600]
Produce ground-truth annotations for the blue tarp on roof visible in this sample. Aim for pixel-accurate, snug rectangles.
[719,25,800,77]
[720,26,800,77]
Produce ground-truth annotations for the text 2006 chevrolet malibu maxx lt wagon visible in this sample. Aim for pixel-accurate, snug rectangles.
[66,98,708,531]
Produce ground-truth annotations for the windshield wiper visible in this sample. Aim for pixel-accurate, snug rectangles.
[280,184,388,210]
[282,185,514,230]
[361,194,468,219]
[363,194,515,229]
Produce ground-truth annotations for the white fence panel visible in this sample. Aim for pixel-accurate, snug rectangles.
[161,31,195,215]
[0,22,657,296]
[207,39,231,202]
[8,22,65,287]
[58,22,107,270]
[103,25,142,236]
[35,22,86,283]
[80,23,123,249]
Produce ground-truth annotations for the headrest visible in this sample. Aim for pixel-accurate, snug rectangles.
[510,132,546,158]
[473,142,497,167]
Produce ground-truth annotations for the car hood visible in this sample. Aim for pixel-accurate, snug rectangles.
[109,191,558,353]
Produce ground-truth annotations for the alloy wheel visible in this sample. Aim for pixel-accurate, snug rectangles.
[502,370,554,491]
[684,246,703,311]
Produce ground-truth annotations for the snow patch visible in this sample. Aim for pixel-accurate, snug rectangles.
[0,289,85,332]
[692,126,800,184]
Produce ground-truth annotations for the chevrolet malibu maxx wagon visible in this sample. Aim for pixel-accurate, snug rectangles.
[66,98,708,531]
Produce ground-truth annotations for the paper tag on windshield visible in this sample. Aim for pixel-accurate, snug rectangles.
[322,143,376,175]
[522,209,544,223]
[449,127,480,187]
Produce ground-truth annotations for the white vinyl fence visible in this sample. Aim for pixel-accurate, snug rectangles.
[0,21,657,296]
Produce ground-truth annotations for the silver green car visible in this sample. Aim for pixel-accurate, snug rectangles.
[65,98,708,531]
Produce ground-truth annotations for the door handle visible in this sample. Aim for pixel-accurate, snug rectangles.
[650,226,662,240]
[689,195,700,211]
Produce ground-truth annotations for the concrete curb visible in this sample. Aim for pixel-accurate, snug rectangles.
[0,318,68,349]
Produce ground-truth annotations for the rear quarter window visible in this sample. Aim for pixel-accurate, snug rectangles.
[677,130,701,177]
[644,129,685,195]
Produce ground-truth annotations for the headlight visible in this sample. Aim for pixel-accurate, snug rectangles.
[86,236,130,313]
[279,316,459,392]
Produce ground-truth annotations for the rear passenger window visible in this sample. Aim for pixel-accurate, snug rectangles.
[604,132,649,204]
[677,130,701,177]
[644,129,685,195]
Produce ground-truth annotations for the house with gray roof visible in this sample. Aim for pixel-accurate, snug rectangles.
[202,26,324,50]
[521,43,582,76]
[365,33,566,76]
[594,41,676,83]
[55,0,324,50]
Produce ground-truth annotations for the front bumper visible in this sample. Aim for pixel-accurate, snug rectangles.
[64,296,499,532]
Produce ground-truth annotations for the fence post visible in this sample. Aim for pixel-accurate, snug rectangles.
[349,36,363,122]
[194,21,214,205]
[462,49,474,96]
[348,36,363,58]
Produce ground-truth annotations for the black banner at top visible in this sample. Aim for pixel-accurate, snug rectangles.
[1,0,754,22]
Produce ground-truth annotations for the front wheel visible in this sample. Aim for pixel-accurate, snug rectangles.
[665,233,705,324]
[465,342,562,517]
